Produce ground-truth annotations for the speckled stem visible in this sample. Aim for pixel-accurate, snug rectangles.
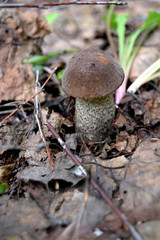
[75,94,115,141]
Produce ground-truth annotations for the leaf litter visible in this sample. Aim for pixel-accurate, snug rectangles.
[0,1,160,239]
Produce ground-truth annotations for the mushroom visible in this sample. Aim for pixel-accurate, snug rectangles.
[62,48,124,141]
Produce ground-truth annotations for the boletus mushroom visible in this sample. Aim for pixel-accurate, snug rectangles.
[62,48,124,141]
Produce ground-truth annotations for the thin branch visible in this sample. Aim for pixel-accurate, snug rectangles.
[43,66,65,96]
[46,120,143,240]
[46,121,87,176]
[84,161,126,169]
[34,69,55,169]
[0,1,128,9]
[21,106,30,123]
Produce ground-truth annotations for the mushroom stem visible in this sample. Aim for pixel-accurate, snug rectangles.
[75,94,115,141]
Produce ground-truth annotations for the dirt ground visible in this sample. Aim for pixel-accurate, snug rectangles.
[0,0,160,240]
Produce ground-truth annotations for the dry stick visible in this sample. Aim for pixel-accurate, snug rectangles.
[0,66,58,124]
[0,1,128,8]
[46,120,143,240]
[21,106,29,123]
[35,70,54,169]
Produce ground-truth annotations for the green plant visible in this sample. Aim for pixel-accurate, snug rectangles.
[104,9,160,104]
[45,12,59,25]
[127,58,160,93]
[22,51,62,65]
[57,69,65,80]
[0,182,8,195]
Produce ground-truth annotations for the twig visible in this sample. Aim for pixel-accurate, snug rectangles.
[84,161,126,169]
[21,106,29,123]
[46,121,87,176]
[34,69,55,169]
[43,66,65,96]
[0,65,58,124]
[0,1,128,9]
[46,120,143,240]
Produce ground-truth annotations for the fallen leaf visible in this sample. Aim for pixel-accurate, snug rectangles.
[115,132,137,153]
[120,139,160,210]
[19,153,84,189]
[43,111,73,136]
[136,221,160,240]
[18,10,51,39]
[96,156,128,182]
[51,189,110,240]
[0,67,23,102]
[130,47,159,80]
[144,96,160,125]
[0,195,49,240]
[0,164,15,184]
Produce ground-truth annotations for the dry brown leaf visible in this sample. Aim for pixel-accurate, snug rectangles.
[51,189,110,240]
[144,97,160,125]
[96,156,128,182]
[120,138,160,210]
[0,163,15,184]
[136,221,160,240]
[0,67,23,102]
[115,132,137,153]
[112,112,127,129]
[43,111,73,136]
[0,195,49,240]
[18,10,51,39]
[19,152,84,189]
[113,112,136,132]
[130,47,159,80]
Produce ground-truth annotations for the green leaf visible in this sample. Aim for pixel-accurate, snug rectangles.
[57,69,65,80]
[140,11,160,30]
[103,11,117,29]
[0,183,8,195]
[22,52,62,65]
[115,13,129,65]
[103,9,160,104]
[45,12,59,25]
[124,28,141,66]
[33,65,44,72]
[128,58,160,93]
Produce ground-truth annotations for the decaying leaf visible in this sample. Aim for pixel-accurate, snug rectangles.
[0,195,50,240]
[120,138,160,210]
[112,112,136,132]
[130,46,159,80]
[143,94,160,125]
[43,111,73,136]
[0,164,15,184]
[115,132,137,153]
[136,221,160,240]
[51,189,110,240]
[96,155,128,182]
[18,10,51,39]
[19,152,84,189]
[0,67,23,102]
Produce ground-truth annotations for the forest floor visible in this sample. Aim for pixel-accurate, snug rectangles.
[0,0,160,240]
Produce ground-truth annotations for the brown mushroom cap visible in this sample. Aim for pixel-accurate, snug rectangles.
[62,48,124,99]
